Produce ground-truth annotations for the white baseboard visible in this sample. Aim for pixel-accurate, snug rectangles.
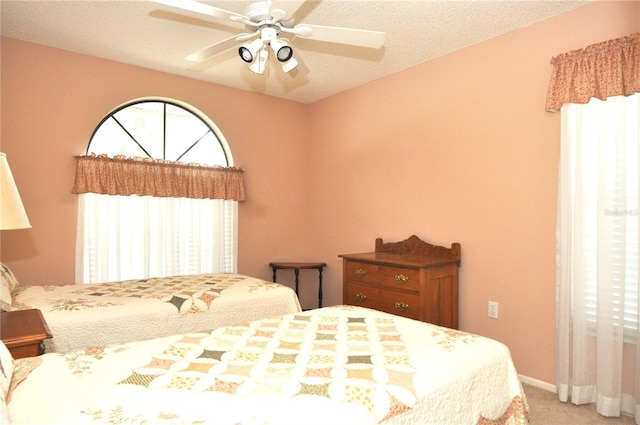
[519,375,557,393]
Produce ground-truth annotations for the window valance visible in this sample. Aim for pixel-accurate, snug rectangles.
[545,32,640,112]
[72,154,246,201]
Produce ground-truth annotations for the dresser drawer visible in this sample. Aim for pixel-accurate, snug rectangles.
[345,261,419,293]
[345,282,421,320]
[341,239,461,328]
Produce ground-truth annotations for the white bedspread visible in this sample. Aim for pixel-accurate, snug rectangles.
[6,306,530,425]
[12,273,301,353]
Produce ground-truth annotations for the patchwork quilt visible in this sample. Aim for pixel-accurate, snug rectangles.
[12,273,301,353]
[6,306,531,425]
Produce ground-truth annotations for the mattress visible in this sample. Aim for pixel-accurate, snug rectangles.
[11,273,301,353]
[5,305,530,425]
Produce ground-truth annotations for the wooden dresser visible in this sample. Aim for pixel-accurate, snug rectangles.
[340,235,461,329]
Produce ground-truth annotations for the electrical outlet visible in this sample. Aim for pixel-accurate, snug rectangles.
[488,301,499,319]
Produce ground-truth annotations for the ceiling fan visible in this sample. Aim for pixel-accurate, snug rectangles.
[151,0,385,76]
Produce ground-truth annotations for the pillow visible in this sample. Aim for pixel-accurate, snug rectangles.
[0,263,20,312]
[0,263,19,293]
[8,356,41,400]
[0,342,12,424]
[0,341,15,398]
[0,393,8,425]
[0,281,10,312]
[0,341,15,424]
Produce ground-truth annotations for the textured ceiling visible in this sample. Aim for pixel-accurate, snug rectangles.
[1,0,592,104]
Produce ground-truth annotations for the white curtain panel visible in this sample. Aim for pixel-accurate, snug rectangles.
[556,94,640,423]
[75,193,238,284]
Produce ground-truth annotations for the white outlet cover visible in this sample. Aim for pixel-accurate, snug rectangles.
[488,301,499,319]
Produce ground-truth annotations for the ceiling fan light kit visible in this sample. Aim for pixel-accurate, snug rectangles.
[151,0,385,77]
[238,25,297,74]
[270,39,293,63]
[250,47,268,75]
[239,38,264,64]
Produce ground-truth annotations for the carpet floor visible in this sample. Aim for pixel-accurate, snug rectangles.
[523,383,637,425]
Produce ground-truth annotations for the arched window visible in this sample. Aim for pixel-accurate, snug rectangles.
[87,98,232,166]
[75,98,241,284]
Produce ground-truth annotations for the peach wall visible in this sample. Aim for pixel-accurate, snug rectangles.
[0,38,311,286]
[1,1,639,387]
[306,1,639,385]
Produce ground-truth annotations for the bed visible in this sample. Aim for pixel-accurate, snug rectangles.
[2,305,531,425]
[1,264,302,353]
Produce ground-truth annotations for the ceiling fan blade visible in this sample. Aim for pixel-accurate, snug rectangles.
[293,24,385,49]
[151,0,247,22]
[186,34,246,62]
[236,32,261,42]
[270,0,306,21]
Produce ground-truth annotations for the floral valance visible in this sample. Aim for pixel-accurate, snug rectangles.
[545,33,640,112]
[72,154,246,201]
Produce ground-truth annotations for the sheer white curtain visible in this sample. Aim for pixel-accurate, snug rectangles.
[75,193,238,283]
[556,93,640,423]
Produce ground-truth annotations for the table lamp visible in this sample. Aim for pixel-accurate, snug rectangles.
[1,152,31,230]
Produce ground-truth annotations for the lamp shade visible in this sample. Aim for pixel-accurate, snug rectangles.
[0,153,31,230]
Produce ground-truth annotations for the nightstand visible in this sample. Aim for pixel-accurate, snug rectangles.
[270,262,327,309]
[1,309,52,359]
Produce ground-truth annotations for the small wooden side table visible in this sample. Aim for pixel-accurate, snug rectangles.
[1,309,53,359]
[269,262,327,309]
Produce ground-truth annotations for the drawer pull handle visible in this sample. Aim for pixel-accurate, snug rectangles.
[355,293,367,302]
[394,301,409,311]
[395,274,409,283]
[354,268,367,278]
